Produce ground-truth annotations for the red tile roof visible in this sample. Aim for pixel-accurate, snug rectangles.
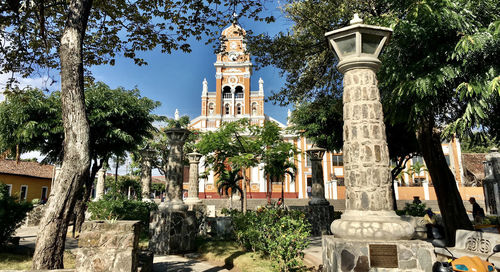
[0,159,54,179]
[462,153,486,180]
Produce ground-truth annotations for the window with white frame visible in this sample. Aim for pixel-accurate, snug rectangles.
[41,186,48,200]
[20,185,28,201]
[6,184,12,196]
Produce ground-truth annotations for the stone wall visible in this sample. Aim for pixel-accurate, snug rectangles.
[24,204,47,226]
[289,205,335,236]
[75,220,141,272]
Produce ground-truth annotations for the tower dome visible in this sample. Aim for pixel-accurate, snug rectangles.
[221,23,246,38]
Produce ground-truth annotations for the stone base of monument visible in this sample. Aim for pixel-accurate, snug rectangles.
[289,204,335,236]
[322,236,435,272]
[184,197,203,205]
[149,206,197,254]
[75,220,141,272]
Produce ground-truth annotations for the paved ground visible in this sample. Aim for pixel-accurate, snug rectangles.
[303,236,323,268]
[13,226,79,251]
[153,255,229,272]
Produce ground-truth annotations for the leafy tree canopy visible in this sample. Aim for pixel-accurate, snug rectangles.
[0,82,159,163]
[0,0,274,85]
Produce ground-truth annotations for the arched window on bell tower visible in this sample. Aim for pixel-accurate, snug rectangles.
[252,102,258,115]
[208,103,214,115]
[235,86,244,99]
[223,86,232,99]
[236,103,242,115]
[225,103,230,115]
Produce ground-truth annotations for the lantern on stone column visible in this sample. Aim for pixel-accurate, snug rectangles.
[325,14,392,73]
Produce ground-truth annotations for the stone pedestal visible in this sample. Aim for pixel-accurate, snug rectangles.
[185,152,203,205]
[164,127,190,210]
[290,205,335,236]
[140,148,156,202]
[149,206,197,254]
[75,220,140,272]
[94,168,106,201]
[322,236,435,272]
[483,147,500,215]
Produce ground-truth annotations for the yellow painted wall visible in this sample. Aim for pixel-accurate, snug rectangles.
[0,174,51,202]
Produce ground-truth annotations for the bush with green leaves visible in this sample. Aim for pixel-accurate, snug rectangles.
[87,197,157,230]
[0,183,33,246]
[401,202,428,217]
[226,207,311,271]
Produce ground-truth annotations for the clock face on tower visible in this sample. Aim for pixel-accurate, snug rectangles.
[228,52,238,62]
[230,41,238,50]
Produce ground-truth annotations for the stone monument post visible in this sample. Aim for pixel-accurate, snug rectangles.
[483,147,500,215]
[325,14,413,241]
[164,127,191,209]
[185,152,203,205]
[94,168,106,201]
[150,127,197,255]
[306,146,330,206]
[321,14,434,272]
[140,147,155,202]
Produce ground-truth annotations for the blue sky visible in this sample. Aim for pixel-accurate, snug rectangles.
[90,3,294,125]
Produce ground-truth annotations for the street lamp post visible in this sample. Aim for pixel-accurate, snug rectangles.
[306,146,329,206]
[139,147,156,202]
[325,14,413,240]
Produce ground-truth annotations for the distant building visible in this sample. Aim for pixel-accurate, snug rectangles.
[185,23,481,201]
[0,159,54,202]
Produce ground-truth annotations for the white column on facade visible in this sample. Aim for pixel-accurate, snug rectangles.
[199,157,206,193]
[455,138,465,185]
[393,180,399,200]
[259,163,266,192]
[323,152,328,199]
[423,180,430,200]
[332,180,338,200]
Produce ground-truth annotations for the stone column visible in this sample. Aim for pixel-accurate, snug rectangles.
[185,152,203,205]
[306,146,329,206]
[139,148,155,202]
[330,67,413,240]
[483,147,500,214]
[94,168,106,201]
[164,127,191,209]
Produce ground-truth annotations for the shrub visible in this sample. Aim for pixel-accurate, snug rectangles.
[226,207,311,271]
[401,202,427,217]
[87,199,157,230]
[0,184,33,246]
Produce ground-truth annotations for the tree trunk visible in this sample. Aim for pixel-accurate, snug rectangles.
[74,159,102,234]
[417,118,473,246]
[32,0,93,269]
[242,167,247,213]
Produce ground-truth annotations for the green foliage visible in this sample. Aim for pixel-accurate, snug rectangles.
[0,0,274,83]
[401,203,428,217]
[0,184,33,246]
[461,136,497,153]
[216,169,244,197]
[0,82,159,164]
[225,207,311,271]
[87,199,157,230]
[103,175,141,199]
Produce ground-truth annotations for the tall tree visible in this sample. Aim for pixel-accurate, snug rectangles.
[1,1,272,268]
[0,82,159,258]
[250,0,499,245]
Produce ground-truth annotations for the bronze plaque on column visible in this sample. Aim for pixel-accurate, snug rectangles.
[369,244,398,268]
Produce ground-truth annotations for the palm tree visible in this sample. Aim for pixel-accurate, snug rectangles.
[216,169,244,211]
[406,161,428,186]
[264,157,296,208]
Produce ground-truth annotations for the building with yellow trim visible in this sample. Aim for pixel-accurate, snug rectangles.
[0,159,53,202]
